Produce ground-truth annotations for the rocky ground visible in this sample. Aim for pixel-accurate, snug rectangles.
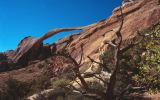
[0,0,160,99]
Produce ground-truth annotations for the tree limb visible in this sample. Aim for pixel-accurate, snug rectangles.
[87,56,111,73]
[78,44,84,65]
[57,53,89,90]
[104,41,117,47]
[106,6,124,99]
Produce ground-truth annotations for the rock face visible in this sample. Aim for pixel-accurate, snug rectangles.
[0,0,160,99]
[0,27,84,71]
[56,0,160,67]
[0,37,54,71]
[10,37,40,65]
[1,0,160,71]
[0,37,42,71]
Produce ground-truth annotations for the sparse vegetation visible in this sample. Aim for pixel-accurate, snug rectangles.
[0,71,53,99]
[0,1,159,99]
[77,23,160,99]
[106,24,160,97]
[1,78,30,100]
[132,25,160,94]
[52,77,71,89]
[30,72,52,94]
[1,20,158,100]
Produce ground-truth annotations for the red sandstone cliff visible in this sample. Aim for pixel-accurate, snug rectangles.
[56,0,160,65]
[0,0,160,99]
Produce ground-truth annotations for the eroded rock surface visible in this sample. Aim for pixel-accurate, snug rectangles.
[0,0,160,99]
[56,0,160,67]
[1,0,160,71]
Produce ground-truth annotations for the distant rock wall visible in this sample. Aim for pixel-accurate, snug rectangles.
[56,0,160,69]
[1,0,160,72]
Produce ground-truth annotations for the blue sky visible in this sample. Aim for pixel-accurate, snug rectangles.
[0,0,122,52]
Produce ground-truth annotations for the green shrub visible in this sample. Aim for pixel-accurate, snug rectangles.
[52,77,71,89]
[99,46,115,72]
[2,78,30,100]
[132,27,160,93]
[30,74,52,94]
[100,23,160,95]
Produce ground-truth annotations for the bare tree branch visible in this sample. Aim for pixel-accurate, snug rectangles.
[120,43,135,54]
[78,43,84,65]
[93,74,106,84]
[57,50,108,99]
[106,6,124,99]
[57,53,89,90]
[104,40,117,47]
[87,56,111,73]
[120,30,152,54]
[68,84,83,93]
[74,80,83,88]
[87,56,102,65]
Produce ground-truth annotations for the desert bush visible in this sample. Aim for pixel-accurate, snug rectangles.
[132,26,160,94]
[116,25,160,95]
[99,23,160,96]
[30,73,52,94]
[1,78,30,100]
[52,77,71,89]
[99,46,115,72]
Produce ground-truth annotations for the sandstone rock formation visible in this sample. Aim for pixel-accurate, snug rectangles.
[0,0,160,99]
[1,0,160,71]
[56,0,160,67]
[0,27,85,71]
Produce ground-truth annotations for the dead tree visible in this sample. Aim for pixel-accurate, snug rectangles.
[55,40,107,99]
[55,6,125,100]
[46,3,152,100]
[105,6,124,100]
[56,4,158,100]
[85,5,125,100]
